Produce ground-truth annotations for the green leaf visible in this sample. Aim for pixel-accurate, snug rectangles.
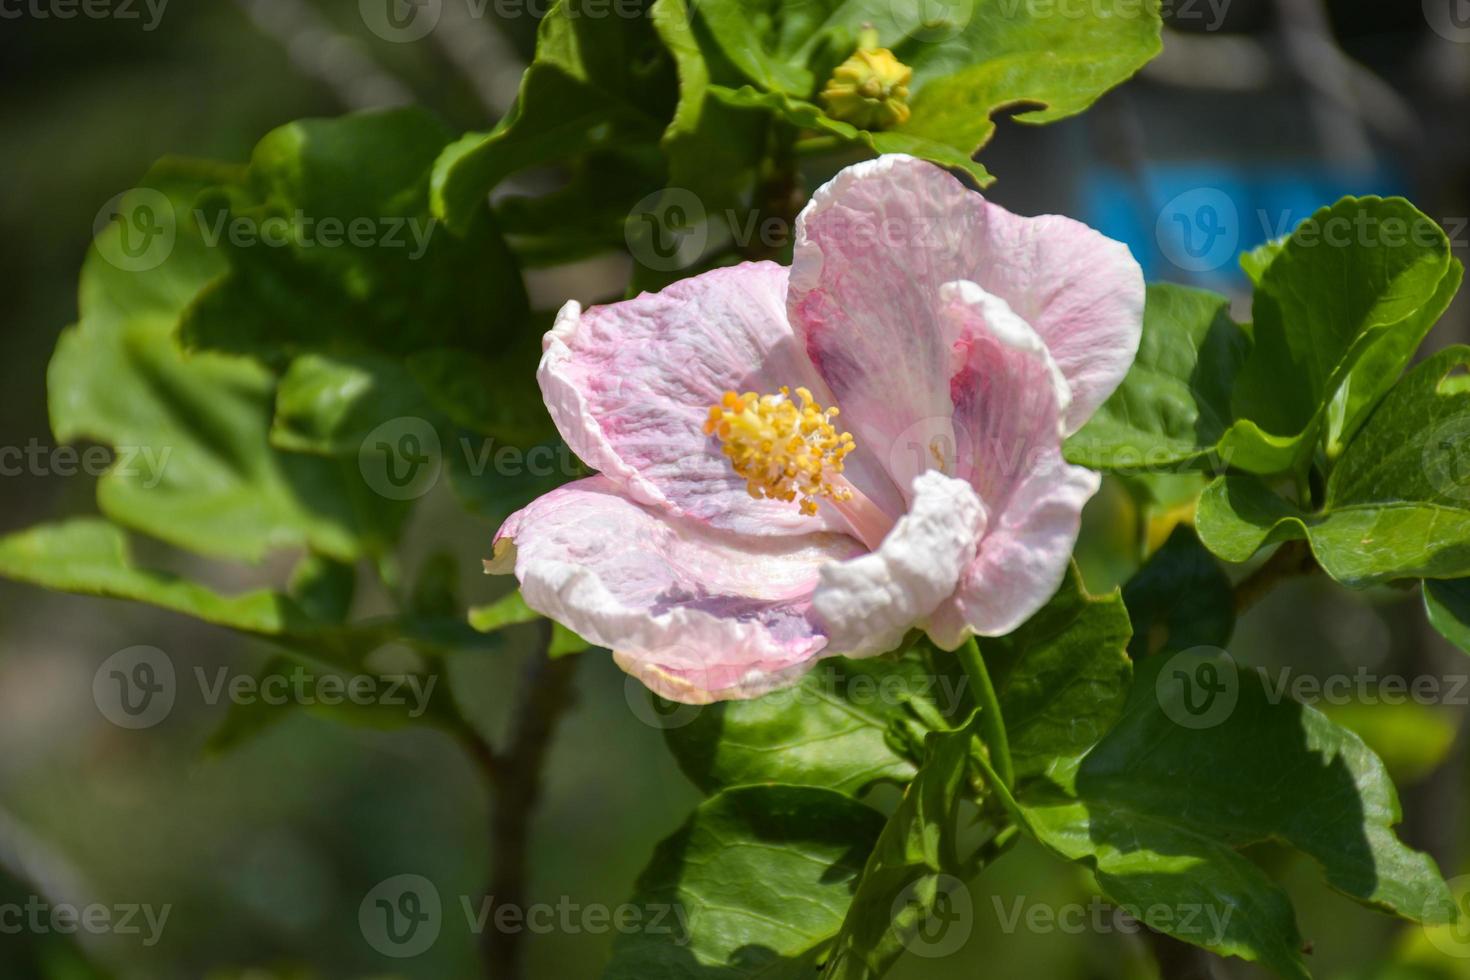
[1425,579,1470,656]
[288,554,355,624]
[1015,651,1456,977]
[602,785,884,978]
[467,589,590,658]
[1198,347,1470,585]
[821,726,974,979]
[986,566,1133,785]
[1322,701,1460,786]
[1122,525,1235,657]
[1065,284,1249,472]
[272,351,438,456]
[662,655,950,796]
[0,520,494,671]
[432,0,672,233]
[180,108,527,360]
[55,166,406,563]
[52,317,404,562]
[1239,236,1287,285]
[1223,197,1459,475]
[689,0,1161,184]
[651,0,768,213]
[0,519,316,637]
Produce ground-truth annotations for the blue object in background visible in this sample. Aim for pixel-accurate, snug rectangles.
[1081,163,1408,292]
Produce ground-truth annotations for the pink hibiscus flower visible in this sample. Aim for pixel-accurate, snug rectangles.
[487,155,1144,703]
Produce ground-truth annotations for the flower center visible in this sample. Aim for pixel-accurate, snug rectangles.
[704,387,856,517]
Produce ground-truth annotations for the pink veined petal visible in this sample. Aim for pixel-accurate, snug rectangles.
[490,477,867,703]
[927,282,1102,646]
[788,160,968,503]
[613,653,818,705]
[813,470,986,658]
[790,154,1143,440]
[539,261,903,537]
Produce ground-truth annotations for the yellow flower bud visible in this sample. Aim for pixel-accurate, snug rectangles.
[820,29,913,131]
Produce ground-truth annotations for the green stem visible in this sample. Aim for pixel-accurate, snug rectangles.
[957,637,1013,790]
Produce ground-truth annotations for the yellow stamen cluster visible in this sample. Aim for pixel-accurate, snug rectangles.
[820,27,913,130]
[704,387,856,516]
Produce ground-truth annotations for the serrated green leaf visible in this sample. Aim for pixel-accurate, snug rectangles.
[1122,525,1235,657]
[663,655,950,796]
[986,566,1133,785]
[1198,347,1470,585]
[602,785,884,978]
[1014,652,1455,978]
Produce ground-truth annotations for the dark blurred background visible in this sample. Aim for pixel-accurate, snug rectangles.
[1,1,1468,977]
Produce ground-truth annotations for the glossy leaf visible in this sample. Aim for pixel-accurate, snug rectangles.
[181,108,527,360]
[1015,652,1456,977]
[1224,197,1458,475]
[986,566,1133,785]
[688,0,1162,184]
[1065,284,1249,472]
[1122,525,1235,657]
[53,168,404,563]
[662,655,955,796]
[1425,579,1470,656]
[822,726,974,979]
[1198,347,1470,586]
[602,785,884,978]
[432,0,672,233]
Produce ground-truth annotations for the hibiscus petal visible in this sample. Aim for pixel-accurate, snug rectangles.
[539,261,902,537]
[492,477,866,702]
[813,470,986,658]
[928,283,1102,644]
[790,154,1143,439]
